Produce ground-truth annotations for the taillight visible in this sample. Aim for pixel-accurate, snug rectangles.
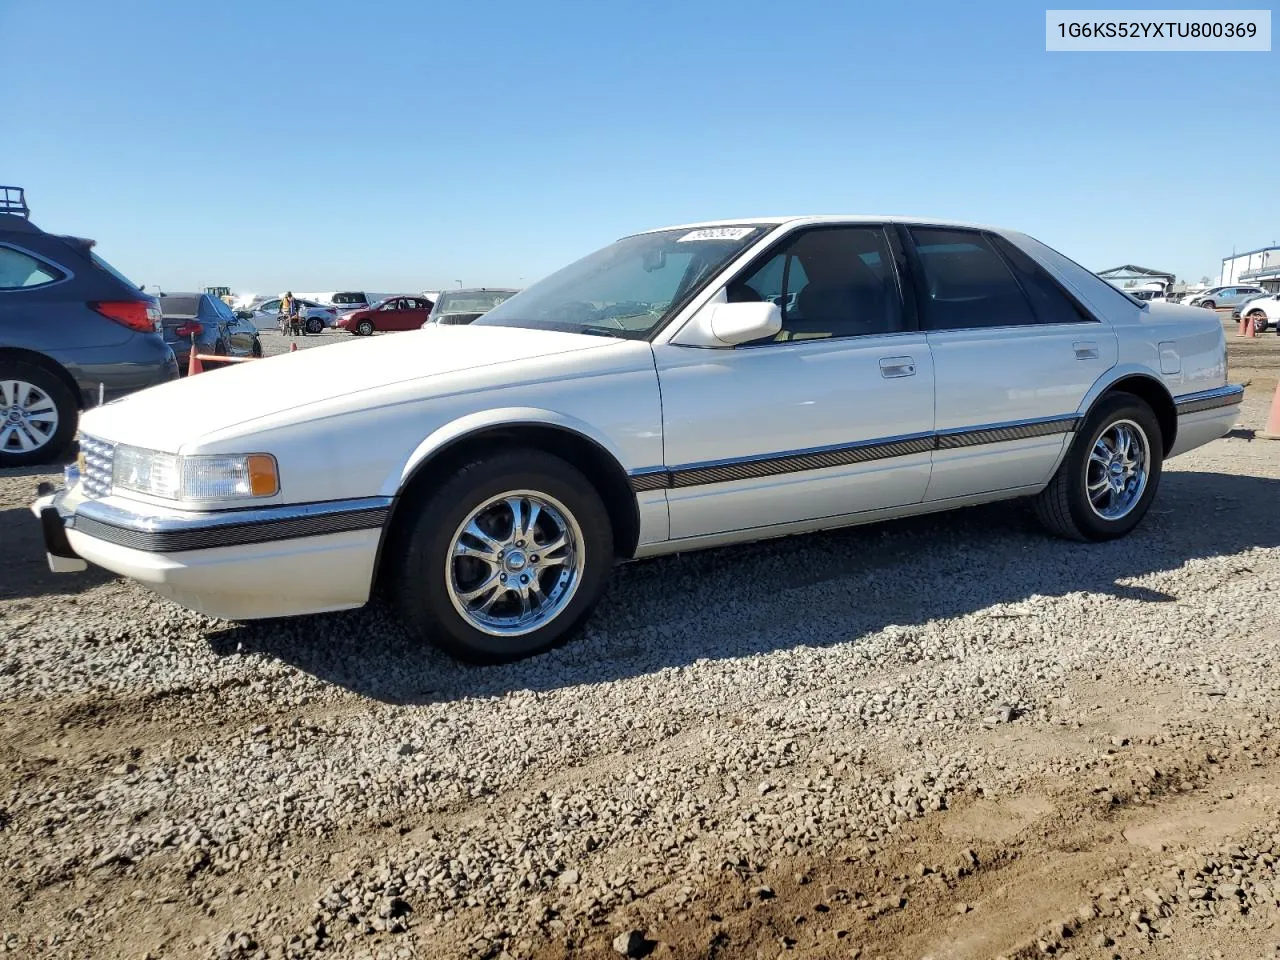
[92,300,157,334]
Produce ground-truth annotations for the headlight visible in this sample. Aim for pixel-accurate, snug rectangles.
[112,446,279,501]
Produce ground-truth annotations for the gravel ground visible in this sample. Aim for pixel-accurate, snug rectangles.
[1,327,1278,959]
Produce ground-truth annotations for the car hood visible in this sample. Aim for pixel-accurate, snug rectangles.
[79,325,618,452]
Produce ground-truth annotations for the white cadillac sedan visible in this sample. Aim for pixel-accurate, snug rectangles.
[33,217,1242,663]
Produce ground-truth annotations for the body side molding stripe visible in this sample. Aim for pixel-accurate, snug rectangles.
[1173,384,1245,415]
[629,414,1082,492]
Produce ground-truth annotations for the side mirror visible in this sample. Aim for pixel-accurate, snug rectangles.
[674,299,782,347]
[235,310,253,320]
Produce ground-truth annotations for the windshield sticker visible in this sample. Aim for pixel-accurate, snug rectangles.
[676,227,755,243]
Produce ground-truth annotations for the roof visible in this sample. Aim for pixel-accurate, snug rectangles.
[1223,245,1280,261]
[634,215,1009,236]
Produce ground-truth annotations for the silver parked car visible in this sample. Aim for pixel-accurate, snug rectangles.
[1187,285,1266,310]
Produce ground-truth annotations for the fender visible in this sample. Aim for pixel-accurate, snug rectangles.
[1074,362,1174,418]
[381,405,635,498]
[1040,363,1176,478]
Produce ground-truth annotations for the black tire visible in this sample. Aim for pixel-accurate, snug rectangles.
[1200,300,1216,310]
[1033,393,1163,542]
[0,360,78,467]
[306,317,324,334]
[357,320,374,336]
[1248,311,1268,335]
[391,449,614,664]
[251,337,263,358]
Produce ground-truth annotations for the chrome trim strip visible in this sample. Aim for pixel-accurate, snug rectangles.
[670,433,935,488]
[627,415,1080,492]
[1174,384,1245,415]
[935,414,1080,449]
[65,496,392,553]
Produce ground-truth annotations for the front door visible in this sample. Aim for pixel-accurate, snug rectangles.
[900,226,1117,502]
[654,225,936,541]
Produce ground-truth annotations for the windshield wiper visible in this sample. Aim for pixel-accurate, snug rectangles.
[576,326,627,338]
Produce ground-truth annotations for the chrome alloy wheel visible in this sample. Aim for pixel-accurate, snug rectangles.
[445,490,586,637]
[0,379,59,454]
[1085,419,1149,521]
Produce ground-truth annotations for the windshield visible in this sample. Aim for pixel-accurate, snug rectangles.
[472,226,767,338]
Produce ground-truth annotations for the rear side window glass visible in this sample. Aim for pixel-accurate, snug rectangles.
[908,228,1036,330]
[0,246,64,289]
[990,235,1095,325]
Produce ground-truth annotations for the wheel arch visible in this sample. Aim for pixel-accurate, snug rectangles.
[1079,368,1177,456]
[371,411,642,596]
[0,347,83,409]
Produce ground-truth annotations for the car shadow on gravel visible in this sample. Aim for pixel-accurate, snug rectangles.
[207,470,1280,704]
[0,505,116,601]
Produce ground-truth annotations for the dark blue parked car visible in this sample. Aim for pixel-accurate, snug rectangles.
[0,187,179,467]
[158,292,262,371]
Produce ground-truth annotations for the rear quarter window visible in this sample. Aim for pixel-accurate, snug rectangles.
[0,245,65,289]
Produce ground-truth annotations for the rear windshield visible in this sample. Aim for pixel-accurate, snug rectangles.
[159,295,200,317]
[332,292,366,304]
[89,250,140,290]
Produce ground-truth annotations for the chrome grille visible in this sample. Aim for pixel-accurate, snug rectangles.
[79,434,115,499]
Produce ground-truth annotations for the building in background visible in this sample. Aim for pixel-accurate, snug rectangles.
[1221,245,1280,292]
[1096,264,1176,293]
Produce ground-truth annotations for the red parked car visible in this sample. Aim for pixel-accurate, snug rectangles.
[336,295,434,336]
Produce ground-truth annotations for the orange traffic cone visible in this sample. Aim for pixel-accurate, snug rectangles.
[1258,382,1280,440]
[290,340,298,352]
[187,340,203,376]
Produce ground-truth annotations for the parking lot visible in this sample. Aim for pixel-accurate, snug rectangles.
[2,325,1279,960]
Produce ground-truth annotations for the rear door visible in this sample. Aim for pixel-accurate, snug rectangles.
[900,226,1117,503]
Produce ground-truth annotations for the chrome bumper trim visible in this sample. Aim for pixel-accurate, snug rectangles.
[50,492,392,554]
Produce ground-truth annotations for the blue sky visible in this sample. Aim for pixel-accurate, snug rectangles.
[4,0,1275,293]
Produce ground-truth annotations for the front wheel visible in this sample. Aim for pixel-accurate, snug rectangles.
[391,449,614,664]
[0,362,77,467]
[1200,300,1216,310]
[1033,393,1163,542]
[356,320,374,336]
[1248,310,1268,335]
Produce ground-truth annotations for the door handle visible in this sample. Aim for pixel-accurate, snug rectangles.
[879,356,916,378]
[1073,341,1099,360]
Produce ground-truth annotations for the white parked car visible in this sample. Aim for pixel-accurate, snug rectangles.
[243,297,338,334]
[32,217,1242,663]
[1234,292,1280,333]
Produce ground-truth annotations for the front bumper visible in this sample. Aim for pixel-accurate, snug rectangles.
[31,486,390,620]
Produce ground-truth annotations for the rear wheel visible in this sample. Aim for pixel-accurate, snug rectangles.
[1033,393,1163,542]
[306,317,324,334]
[1248,310,1268,335]
[251,337,263,358]
[357,319,374,336]
[0,361,77,467]
[391,449,614,664]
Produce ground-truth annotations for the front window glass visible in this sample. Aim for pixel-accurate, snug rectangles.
[727,227,902,341]
[473,226,767,338]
